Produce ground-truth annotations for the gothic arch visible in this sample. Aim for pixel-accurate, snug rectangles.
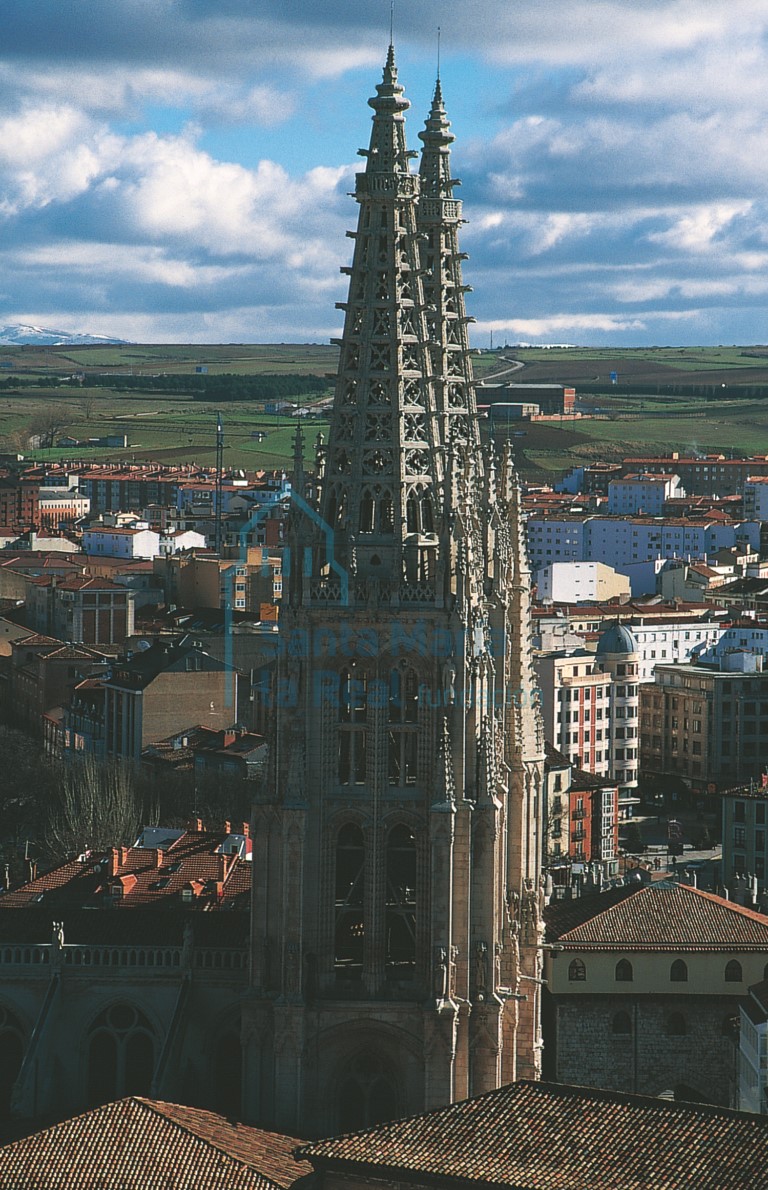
[0,1003,24,1118]
[313,1018,422,1136]
[202,1006,244,1118]
[336,1051,399,1133]
[84,1002,156,1107]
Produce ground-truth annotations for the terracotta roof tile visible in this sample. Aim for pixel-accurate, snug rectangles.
[0,829,251,911]
[0,1096,308,1189]
[298,1079,768,1190]
[545,882,768,950]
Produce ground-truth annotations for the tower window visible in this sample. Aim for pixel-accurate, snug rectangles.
[335,824,365,980]
[360,490,374,532]
[385,824,417,978]
[389,668,418,724]
[338,667,367,784]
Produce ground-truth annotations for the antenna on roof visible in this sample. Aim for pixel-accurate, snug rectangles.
[390,0,395,45]
[437,25,441,79]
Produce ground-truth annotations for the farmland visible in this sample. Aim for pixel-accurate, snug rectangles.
[2,342,768,474]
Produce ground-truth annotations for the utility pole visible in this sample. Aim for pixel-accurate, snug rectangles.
[214,412,224,555]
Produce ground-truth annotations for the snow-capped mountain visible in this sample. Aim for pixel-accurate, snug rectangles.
[0,324,130,346]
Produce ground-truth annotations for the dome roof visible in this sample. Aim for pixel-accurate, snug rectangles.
[596,622,638,656]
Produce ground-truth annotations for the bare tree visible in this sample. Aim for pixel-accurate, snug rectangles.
[80,394,97,421]
[47,756,149,860]
[25,405,71,449]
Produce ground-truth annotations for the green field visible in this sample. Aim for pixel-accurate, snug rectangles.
[3,343,768,474]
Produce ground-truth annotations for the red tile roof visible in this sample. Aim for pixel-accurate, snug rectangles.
[298,1079,768,1190]
[0,1096,308,1190]
[545,882,768,950]
[0,828,251,911]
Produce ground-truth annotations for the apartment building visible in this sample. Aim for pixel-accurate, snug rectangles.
[607,473,683,516]
[526,514,760,575]
[641,653,768,791]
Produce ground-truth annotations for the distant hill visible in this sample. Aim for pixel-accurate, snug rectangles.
[0,324,130,346]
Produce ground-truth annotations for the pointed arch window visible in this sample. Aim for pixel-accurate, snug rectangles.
[379,489,394,533]
[670,959,688,982]
[388,668,418,786]
[360,490,375,532]
[389,668,418,724]
[87,1004,154,1106]
[406,490,419,533]
[0,1006,23,1118]
[385,824,417,978]
[568,958,586,982]
[725,959,743,983]
[338,667,367,785]
[615,959,633,982]
[337,1053,397,1133]
[211,1032,242,1117]
[358,485,395,535]
[335,824,365,980]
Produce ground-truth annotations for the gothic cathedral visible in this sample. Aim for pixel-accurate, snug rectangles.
[243,47,545,1138]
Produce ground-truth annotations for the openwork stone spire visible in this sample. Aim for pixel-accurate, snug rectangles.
[319,46,442,592]
[245,53,546,1136]
[418,79,479,453]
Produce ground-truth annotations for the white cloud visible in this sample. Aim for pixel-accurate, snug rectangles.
[647,202,753,253]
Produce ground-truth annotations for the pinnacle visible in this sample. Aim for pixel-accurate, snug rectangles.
[371,43,408,112]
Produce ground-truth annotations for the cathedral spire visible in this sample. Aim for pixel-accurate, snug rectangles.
[318,47,443,600]
[245,55,546,1133]
[418,77,479,454]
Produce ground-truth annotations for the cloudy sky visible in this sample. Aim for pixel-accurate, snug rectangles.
[2,0,768,346]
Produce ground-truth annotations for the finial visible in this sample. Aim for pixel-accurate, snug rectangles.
[390,0,395,47]
[437,26,441,81]
[292,419,305,492]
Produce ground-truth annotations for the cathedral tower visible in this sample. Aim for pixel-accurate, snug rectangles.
[244,48,544,1138]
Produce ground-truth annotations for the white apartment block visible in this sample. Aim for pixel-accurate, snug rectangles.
[537,561,630,604]
[527,515,761,575]
[744,477,768,521]
[607,472,683,516]
[82,526,161,560]
[630,619,725,682]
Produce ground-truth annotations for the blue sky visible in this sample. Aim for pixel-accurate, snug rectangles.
[2,0,768,346]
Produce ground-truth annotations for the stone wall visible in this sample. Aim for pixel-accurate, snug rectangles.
[549,993,740,1106]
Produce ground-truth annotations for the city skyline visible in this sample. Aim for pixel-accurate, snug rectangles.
[2,1,768,346]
